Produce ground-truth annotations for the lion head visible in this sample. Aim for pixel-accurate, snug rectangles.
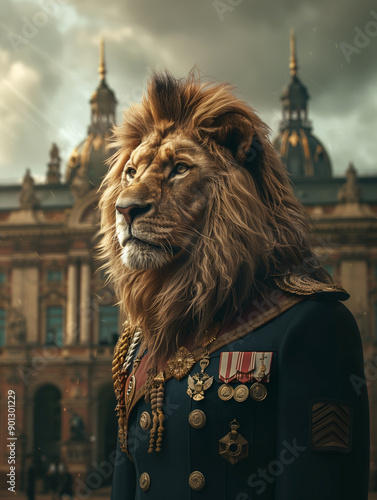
[99,72,330,365]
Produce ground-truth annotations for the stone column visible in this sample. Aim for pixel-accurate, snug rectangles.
[80,261,91,345]
[66,262,78,345]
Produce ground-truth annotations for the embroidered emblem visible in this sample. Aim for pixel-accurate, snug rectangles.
[167,346,196,381]
[311,402,352,451]
[273,273,349,300]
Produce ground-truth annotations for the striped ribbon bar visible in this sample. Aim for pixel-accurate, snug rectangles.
[219,352,256,383]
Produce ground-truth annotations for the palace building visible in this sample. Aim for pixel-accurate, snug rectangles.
[0,34,376,491]
[0,39,120,489]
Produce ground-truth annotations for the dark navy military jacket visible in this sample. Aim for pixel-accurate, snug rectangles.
[111,297,369,500]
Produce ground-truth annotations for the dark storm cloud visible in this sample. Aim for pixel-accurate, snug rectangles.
[0,0,376,182]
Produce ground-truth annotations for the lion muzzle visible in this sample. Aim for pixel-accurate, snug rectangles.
[116,203,152,225]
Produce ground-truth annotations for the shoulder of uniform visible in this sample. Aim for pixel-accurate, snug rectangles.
[280,297,360,353]
[273,273,349,301]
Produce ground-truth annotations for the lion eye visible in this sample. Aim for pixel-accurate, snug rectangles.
[126,168,137,180]
[174,164,189,175]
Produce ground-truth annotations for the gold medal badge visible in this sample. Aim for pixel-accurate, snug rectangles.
[218,384,234,401]
[187,354,214,401]
[250,382,267,401]
[219,420,249,465]
[167,346,196,381]
[233,384,249,402]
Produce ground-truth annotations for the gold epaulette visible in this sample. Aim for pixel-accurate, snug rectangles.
[273,273,349,301]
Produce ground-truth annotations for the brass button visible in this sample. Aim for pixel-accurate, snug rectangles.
[189,471,205,491]
[250,382,267,401]
[218,384,234,401]
[140,411,152,430]
[139,472,150,491]
[233,384,249,402]
[188,409,206,429]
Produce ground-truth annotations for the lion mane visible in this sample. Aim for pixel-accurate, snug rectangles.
[99,72,331,366]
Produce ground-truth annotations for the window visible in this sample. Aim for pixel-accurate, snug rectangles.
[46,306,63,346]
[47,270,62,282]
[99,306,119,345]
[0,309,5,346]
[0,272,5,284]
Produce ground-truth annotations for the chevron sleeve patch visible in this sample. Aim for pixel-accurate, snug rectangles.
[311,401,352,452]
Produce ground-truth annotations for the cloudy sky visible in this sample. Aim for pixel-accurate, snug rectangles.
[1,0,377,183]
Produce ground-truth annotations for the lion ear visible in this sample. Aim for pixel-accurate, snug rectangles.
[201,112,255,164]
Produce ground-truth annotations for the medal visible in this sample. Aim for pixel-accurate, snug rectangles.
[187,354,214,401]
[250,382,267,401]
[233,384,249,402]
[219,420,249,465]
[167,346,196,381]
[218,384,234,401]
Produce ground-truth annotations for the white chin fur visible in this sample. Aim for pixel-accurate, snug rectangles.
[121,242,171,270]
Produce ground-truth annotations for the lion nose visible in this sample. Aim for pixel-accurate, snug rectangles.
[116,204,152,225]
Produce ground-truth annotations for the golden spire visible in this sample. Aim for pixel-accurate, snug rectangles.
[289,28,298,77]
[98,36,106,82]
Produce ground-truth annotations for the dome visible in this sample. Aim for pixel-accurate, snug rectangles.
[273,128,332,177]
[273,30,332,178]
[66,132,116,189]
